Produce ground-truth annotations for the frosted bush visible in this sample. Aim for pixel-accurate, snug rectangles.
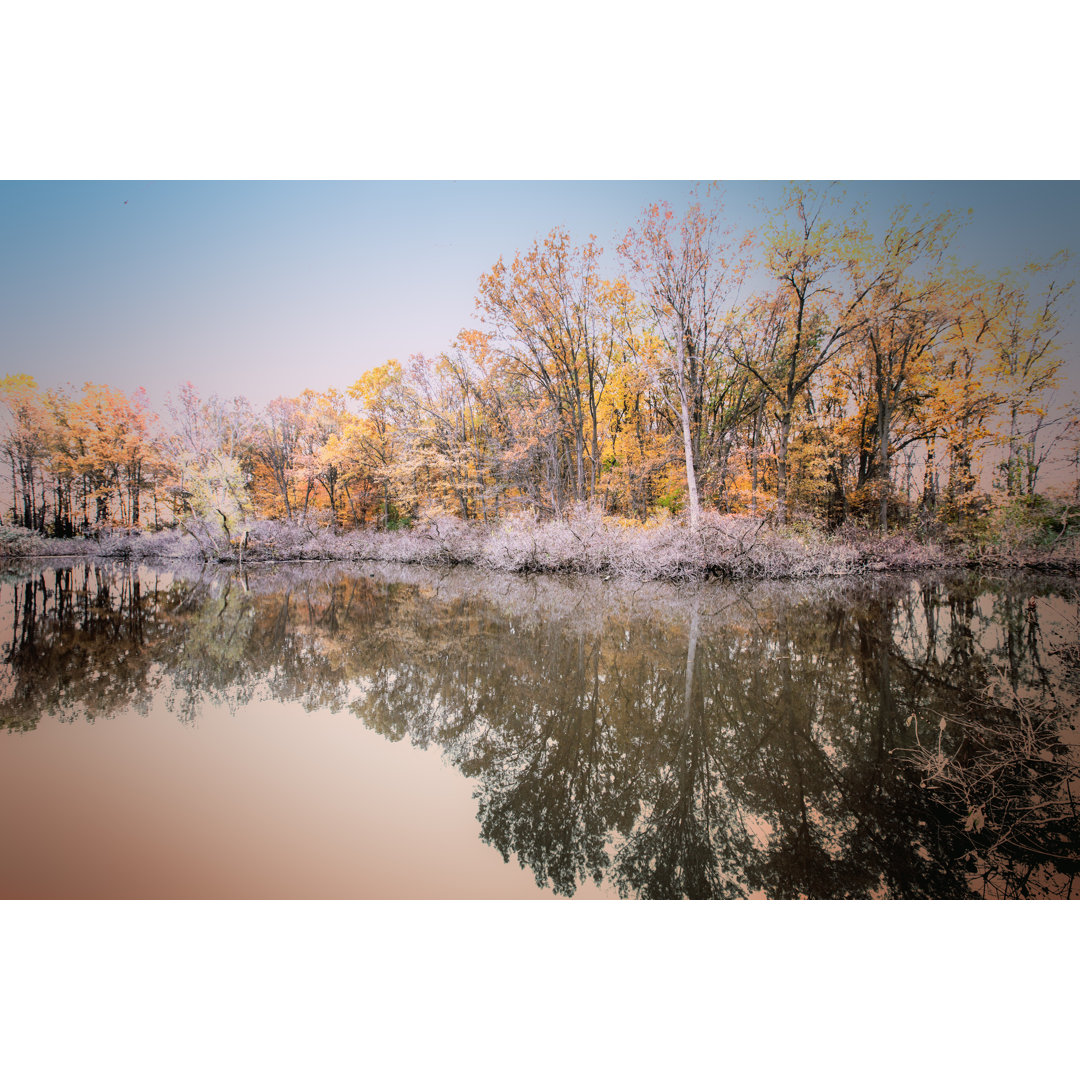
[4,507,1071,579]
[0,525,49,555]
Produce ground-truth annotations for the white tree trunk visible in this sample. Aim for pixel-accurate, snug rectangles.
[676,333,701,531]
[680,394,701,532]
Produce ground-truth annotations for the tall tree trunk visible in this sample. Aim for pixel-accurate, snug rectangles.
[750,401,764,516]
[131,463,141,526]
[680,394,700,531]
[575,425,585,504]
[775,410,792,526]
[1007,405,1021,498]
[677,334,701,531]
[878,397,890,533]
[923,436,937,511]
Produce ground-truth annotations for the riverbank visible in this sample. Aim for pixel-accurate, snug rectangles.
[2,512,1077,580]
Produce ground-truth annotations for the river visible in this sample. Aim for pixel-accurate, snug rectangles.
[1,559,1077,899]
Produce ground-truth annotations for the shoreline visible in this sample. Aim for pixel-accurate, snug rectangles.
[3,514,1077,581]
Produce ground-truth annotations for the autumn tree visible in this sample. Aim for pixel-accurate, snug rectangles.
[477,229,624,516]
[288,388,350,524]
[987,253,1073,500]
[733,185,882,525]
[929,269,1006,524]
[165,382,255,543]
[619,198,750,530]
[848,205,957,529]
[593,341,673,519]
[54,383,160,528]
[0,374,50,530]
[251,396,306,519]
[343,360,408,527]
[393,337,507,521]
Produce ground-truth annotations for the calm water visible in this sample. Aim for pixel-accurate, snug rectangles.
[1,559,1078,899]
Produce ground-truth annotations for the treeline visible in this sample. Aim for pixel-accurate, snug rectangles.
[3,186,1076,539]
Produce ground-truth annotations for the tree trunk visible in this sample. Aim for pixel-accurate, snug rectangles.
[1007,406,1021,498]
[877,389,891,532]
[131,464,141,527]
[775,410,792,526]
[680,393,700,531]
[575,425,585,504]
[922,436,937,511]
[676,334,701,531]
[750,401,764,516]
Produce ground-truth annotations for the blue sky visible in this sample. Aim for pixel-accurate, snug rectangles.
[2,180,1077,409]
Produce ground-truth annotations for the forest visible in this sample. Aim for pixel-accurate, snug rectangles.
[2,185,1078,563]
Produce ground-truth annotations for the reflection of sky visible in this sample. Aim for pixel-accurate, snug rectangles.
[0,699,586,899]
[1,180,1077,407]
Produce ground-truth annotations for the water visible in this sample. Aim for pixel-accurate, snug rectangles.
[2,559,1077,899]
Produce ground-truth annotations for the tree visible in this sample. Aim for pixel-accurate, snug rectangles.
[344,360,407,527]
[165,382,255,548]
[477,229,621,515]
[619,197,750,530]
[395,344,502,521]
[252,396,304,519]
[61,383,159,528]
[928,269,1005,524]
[853,205,957,529]
[988,254,1073,500]
[0,374,50,530]
[292,388,348,524]
[733,185,881,525]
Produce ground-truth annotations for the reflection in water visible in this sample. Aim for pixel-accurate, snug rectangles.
[2,559,1077,899]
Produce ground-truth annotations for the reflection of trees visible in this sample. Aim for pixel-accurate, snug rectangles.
[2,559,1076,898]
[1,564,181,728]
[614,604,758,899]
[728,595,976,899]
[469,629,634,896]
[352,589,644,895]
[612,586,985,899]
[904,600,1080,899]
[0,562,388,729]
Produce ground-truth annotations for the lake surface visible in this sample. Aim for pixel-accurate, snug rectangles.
[1,559,1078,899]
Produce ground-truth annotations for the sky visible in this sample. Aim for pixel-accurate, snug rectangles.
[2,180,1078,411]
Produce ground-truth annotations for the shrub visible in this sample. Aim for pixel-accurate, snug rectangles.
[0,525,43,555]
[5,507,1076,578]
